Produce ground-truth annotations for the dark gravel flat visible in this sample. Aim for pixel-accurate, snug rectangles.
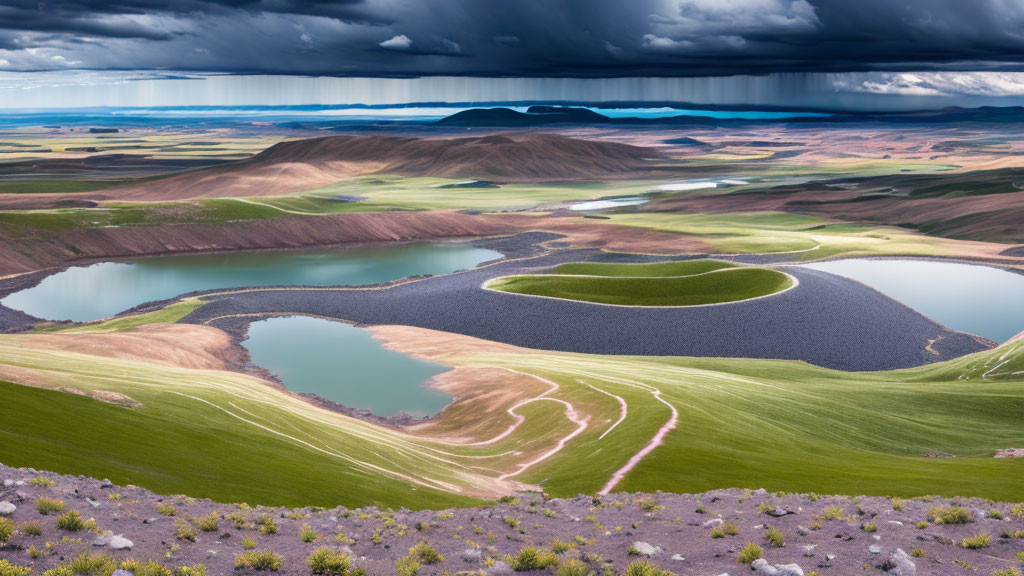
[182,247,989,371]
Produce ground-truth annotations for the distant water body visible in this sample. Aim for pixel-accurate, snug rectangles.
[802,259,1024,343]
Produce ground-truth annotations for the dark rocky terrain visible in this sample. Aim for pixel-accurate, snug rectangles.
[1,464,1022,575]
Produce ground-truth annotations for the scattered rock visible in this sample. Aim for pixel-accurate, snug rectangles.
[887,521,903,527]
[880,548,916,576]
[995,448,1024,458]
[869,544,883,554]
[703,518,725,528]
[486,560,513,574]
[461,548,482,563]
[86,497,100,508]
[671,554,685,561]
[631,541,661,556]
[802,544,816,557]
[109,535,133,550]
[752,558,804,576]
[766,507,794,517]
[0,501,15,515]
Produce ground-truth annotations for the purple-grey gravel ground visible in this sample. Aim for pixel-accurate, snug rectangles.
[1,464,1023,575]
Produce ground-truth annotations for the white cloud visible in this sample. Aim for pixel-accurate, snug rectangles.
[645,0,819,52]
[379,34,413,50]
[833,72,1024,97]
[642,34,694,50]
[440,38,461,53]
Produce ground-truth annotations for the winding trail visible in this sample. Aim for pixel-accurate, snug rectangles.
[581,380,628,440]
[597,384,678,496]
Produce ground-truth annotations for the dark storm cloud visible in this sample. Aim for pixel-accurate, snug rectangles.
[1,0,1024,75]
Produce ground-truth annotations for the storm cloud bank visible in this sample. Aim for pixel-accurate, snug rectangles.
[1,0,1024,76]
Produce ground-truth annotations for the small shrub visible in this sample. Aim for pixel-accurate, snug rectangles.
[257,517,278,535]
[890,498,906,511]
[737,543,764,564]
[695,504,706,514]
[35,498,65,515]
[69,552,117,576]
[551,539,574,554]
[953,560,976,570]
[915,521,929,529]
[818,506,844,521]
[992,570,1022,576]
[0,559,32,576]
[300,524,318,543]
[0,518,13,544]
[508,546,558,571]
[56,510,85,532]
[960,533,991,549]
[28,477,55,487]
[928,505,974,525]
[408,542,444,565]
[394,556,419,576]
[502,515,520,529]
[225,513,247,529]
[909,548,925,558]
[987,509,1005,520]
[764,528,785,548]
[623,559,675,576]
[242,537,257,550]
[174,566,208,576]
[1017,551,1024,562]
[307,547,351,575]
[156,503,176,517]
[555,559,593,576]
[1011,504,1024,519]
[19,521,42,536]
[861,522,877,533]
[192,514,219,532]
[234,550,283,571]
[710,521,740,539]
[118,558,173,576]
[175,519,197,542]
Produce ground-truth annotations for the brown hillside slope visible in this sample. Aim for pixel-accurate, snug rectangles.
[92,134,662,201]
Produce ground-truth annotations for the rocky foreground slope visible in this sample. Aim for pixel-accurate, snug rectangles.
[1,464,1022,576]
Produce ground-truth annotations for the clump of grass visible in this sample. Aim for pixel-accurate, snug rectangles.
[191,514,219,532]
[0,559,32,576]
[555,559,592,576]
[818,506,844,521]
[175,519,197,542]
[861,522,877,533]
[394,556,419,576]
[1018,551,1024,562]
[694,504,706,514]
[953,560,975,570]
[234,550,283,571]
[242,537,257,550]
[915,521,929,529]
[502,515,520,529]
[737,543,764,564]
[257,517,278,535]
[18,521,41,537]
[156,503,176,517]
[890,498,906,511]
[174,565,208,576]
[307,547,352,575]
[68,552,117,576]
[623,559,676,576]
[408,542,444,565]
[508,546,558,571]
[551,539,575,554]
[1011,504,1024,519]
[987,509,1004,520]
[764,528,785,548]
[0,518,13,544]
[710,521,740,539]
[960,533,991,549]
[119,558,174,576]
[226,513,248,530]
[993,570,1021,576]
[35,498,65,515]
[910,548,925,558]
[28,477,55,487]
[928,505,974,525]
[56,510,85,532]
[300,524,318,543]
[1002,529,1024,539]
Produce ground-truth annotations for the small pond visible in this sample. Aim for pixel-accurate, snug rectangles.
[3,242,501,322]
[243,316,452,417]
[801,259,1024,343]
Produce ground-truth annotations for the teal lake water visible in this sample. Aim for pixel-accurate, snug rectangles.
[3,242,501,322]
[802,259,1024,343]
[243,316,452,417]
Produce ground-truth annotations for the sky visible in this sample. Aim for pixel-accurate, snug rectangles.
[3,1,1024,110]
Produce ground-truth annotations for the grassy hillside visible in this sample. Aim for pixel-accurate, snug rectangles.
[0,316,1021,507]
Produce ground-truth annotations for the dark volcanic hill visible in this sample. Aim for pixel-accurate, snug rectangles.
[86,133,662,201]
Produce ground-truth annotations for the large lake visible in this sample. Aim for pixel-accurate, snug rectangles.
[3,242,501,322]
[801,259,1024,343]
[243,316,452,417]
